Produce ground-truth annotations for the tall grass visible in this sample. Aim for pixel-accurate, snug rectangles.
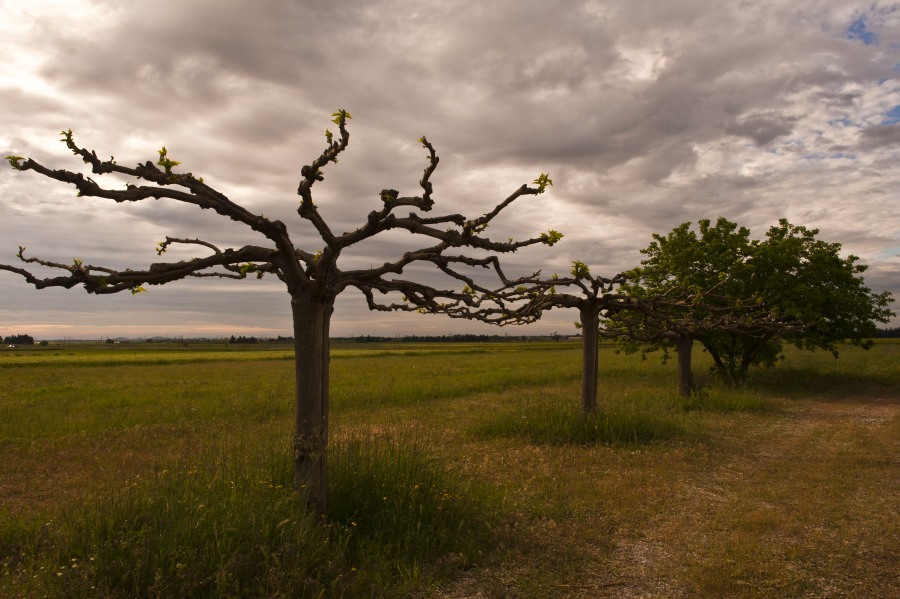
[328,433,499,589]
[1,435,498,598]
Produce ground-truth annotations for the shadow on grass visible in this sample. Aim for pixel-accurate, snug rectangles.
[742,366,899,403]
[679,386,783,413]
[473,400,689,446]
[731,342,900,402]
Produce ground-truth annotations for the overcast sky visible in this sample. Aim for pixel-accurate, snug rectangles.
[1,0,898,339]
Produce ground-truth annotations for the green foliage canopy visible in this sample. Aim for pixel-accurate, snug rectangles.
[615,217,894,383]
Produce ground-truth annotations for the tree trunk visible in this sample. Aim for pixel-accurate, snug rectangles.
[701,336,739,386]
[291,290,333,515]
[580,305,600,413]
[676,333,693,397]
[715,354,740,385]
[738,348,753,383]
[738,334,769,381]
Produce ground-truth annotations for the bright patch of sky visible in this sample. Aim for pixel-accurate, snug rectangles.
[615,45,671,82]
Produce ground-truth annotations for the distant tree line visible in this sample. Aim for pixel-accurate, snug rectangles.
[874,327,900,338]
[3,334,34,345]
[229,335,294,344]
[337,333,567,343]
[228,333,569,344]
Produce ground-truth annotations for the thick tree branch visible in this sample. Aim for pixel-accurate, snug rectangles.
[4,245,275,294]
[295,110,354,246]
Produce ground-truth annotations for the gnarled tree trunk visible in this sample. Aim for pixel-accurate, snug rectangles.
[291,289,334,515]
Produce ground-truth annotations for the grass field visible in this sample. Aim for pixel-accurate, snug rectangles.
[1,340,897,597]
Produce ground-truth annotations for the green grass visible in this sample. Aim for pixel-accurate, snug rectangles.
[328,432,499,587]
[1,340,897,597]
[1,436,497,598]
[679,386,782,412]
[43,446,335,598]
[474,391,689,445]
[748,340,900,397]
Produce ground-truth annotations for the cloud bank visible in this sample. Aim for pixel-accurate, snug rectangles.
[1,0,897,337]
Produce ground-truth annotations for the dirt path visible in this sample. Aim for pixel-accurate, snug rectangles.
[436,394,899,598]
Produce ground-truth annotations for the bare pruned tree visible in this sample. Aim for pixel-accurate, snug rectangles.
[1,111,561,514]
[505,261,633,412]
[411,257,636,413]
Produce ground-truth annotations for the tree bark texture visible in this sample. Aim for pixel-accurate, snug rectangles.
[580,305,600,413]
[291,291,333,515]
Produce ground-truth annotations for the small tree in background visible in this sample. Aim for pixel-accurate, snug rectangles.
[523,261,632,413]
[1,112,561,514]
[3,333,36,345]
[410,256,638,413]
[609,217,894,388]
[604,218,772,395]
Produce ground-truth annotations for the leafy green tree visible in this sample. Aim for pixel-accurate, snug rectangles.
[607,218,761,394]
[610,217,894,388]
[0,112,558,514]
